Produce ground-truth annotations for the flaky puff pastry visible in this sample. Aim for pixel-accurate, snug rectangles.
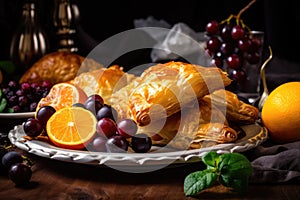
[138,99,238,150]
[71,65,135,104]
[202,89,259,124]
[128,61,232,126]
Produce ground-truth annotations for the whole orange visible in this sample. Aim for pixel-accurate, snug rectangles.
[261,81,300,143]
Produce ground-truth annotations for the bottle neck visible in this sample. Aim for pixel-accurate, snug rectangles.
[53,0,76,34]
[22,2,37,23]
[53,0,78,53]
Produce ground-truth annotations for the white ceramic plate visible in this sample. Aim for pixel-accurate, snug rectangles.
[0,112,35,119]
[8,123,268,172]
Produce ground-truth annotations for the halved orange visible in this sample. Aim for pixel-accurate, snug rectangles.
[46,107,97,150]
[36,82,88,112]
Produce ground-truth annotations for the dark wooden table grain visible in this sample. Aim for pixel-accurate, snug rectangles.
[0,148,299,200]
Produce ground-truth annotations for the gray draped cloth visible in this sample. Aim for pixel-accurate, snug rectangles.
[245,141,300,183]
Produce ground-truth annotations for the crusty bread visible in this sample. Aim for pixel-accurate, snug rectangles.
[19,51,103,84]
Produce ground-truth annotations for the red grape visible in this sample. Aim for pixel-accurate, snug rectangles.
[232,69,247,82]
[238,38,251,52]
[247,52,260,64]
[206,37,221,53]
[226,54,241,69]
[220,24,232,41]
[96,117,117,138]
[205,20,219,35]
[220,42,234,56]
[231,25,245,40]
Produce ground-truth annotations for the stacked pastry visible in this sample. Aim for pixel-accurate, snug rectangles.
[109,61,259,150]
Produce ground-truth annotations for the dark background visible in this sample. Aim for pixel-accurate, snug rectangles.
[1,0,300,74]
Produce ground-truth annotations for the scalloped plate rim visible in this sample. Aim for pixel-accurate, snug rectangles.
[8,123,268,167]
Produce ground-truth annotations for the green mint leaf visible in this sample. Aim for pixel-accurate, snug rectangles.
[184,169,218,196]
[217,152,252,194]
[202,151,220,169]
[218,153,253,179]
[0,98,7,113]
[0,61,16,74]
[6,107,14,113]
[220,176,249,195]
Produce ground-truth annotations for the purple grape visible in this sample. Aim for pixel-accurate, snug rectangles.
[36,106,56,128]
[72,103,86,108]
[85,99,103,116]
[12,105,21,113]
[20,83,31,91]
[23,118,44,137]
[131,133,152,153]
[1,151,23,169]
[8,95,17,106]
[96,104,118,121]
[86,94,104,106]
[91,136,107,152]
[29,102,37,112]
[8,80,18,91]
[18,96,28,107]
[15,89,25,96]
[41,80,52,89]
[9,163,32,186]
[117,118,138,138]
[105,135,128,153]
[0,146,8,169]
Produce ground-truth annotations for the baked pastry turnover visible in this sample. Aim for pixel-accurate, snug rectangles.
[128,61,232,126]
[202,89,259,124]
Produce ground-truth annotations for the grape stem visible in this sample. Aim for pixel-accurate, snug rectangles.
[237,0,257,20]
[220,0,257,33]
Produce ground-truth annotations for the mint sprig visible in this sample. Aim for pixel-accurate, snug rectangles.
[184,151,253,196]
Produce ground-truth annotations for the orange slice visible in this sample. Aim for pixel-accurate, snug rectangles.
[37,82,88,112]
[46,107,97,150]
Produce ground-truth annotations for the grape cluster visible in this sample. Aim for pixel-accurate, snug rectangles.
[24,94,152,153]
[0,80,53,113]
[205,19,262,82]
[81,94,152,153]
[1,145,33,186]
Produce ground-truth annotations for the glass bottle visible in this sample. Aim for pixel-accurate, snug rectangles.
[10,0,49,76]
[53,0,78,53]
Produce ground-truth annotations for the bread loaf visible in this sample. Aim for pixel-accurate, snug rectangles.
[19,51,103,84]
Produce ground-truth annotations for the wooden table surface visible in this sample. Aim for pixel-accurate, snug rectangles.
[0,147,299,200]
